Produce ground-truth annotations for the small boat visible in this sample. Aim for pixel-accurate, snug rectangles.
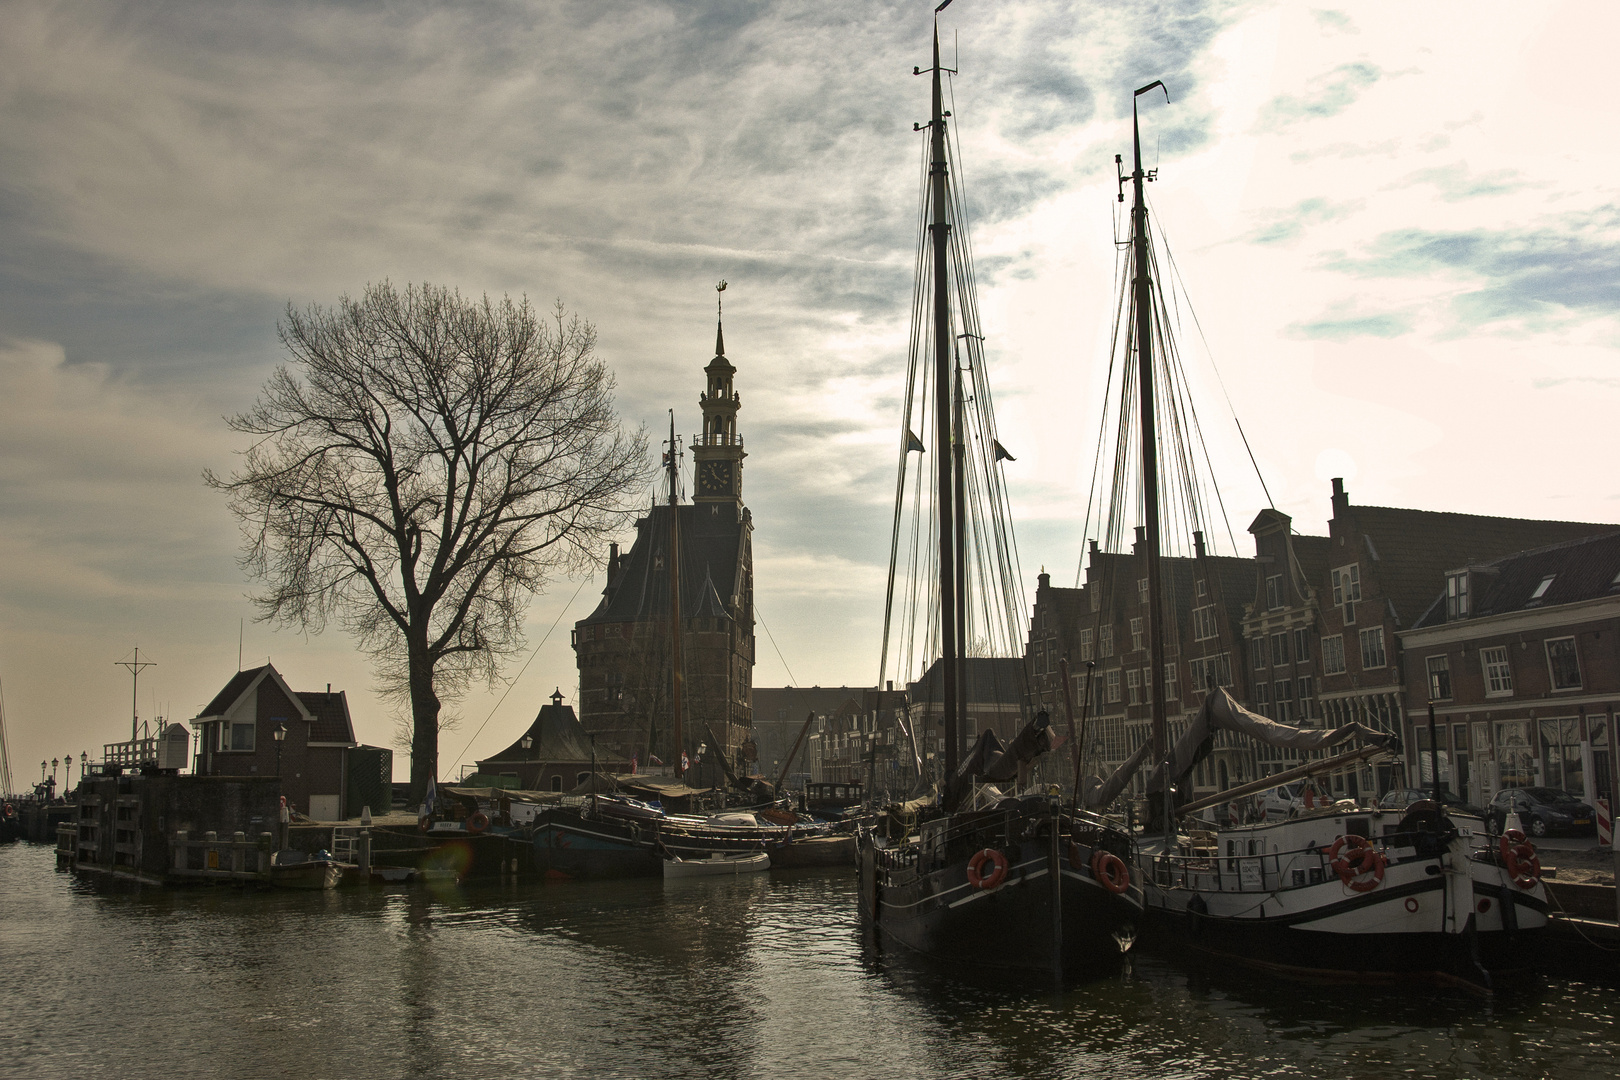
[663,850,770,878]
[270,849,349,890]
[769,832,855,868]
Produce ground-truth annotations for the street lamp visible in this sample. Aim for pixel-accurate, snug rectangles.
[521,735,533,789]
[64,754,73,789]
[273,722,287,780]
[40,761,47,784]
[51,758,59,783]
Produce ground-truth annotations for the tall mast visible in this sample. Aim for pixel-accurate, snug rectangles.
[116,648,156,744]
[953,347,968,752]
[666,411,685,776]
[1128,81,1169,831]
[926,23,960,782]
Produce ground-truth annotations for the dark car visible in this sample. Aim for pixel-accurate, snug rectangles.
[1378,787,1486,818]
[1487,787,1596,837]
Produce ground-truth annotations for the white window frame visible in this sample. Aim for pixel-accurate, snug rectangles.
[1266,574,1283,610]
[1163,662,1179,701]
[1333,563,1362,625]
[1545,636,1582,691]
[1481,646,1514,697]
[1321,634,1346,675]
[1270,631,1290,667]
[1130,617,1144,652]
[223,719,256,753]
[1293,627,1310,662]
[1426,654,1452,701]
[1079,628,1095,661]
[1105,668,1121,704]
[1099,625,1114,657]
[1126,668,1141,705]
[1446,572,1469,619]
[1358,627,1386,670]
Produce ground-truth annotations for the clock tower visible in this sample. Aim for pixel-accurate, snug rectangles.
[692,282,745,506]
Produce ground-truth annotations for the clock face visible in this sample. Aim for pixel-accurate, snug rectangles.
[699,461,733,495]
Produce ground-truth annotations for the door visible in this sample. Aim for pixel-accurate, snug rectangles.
[308,794,341,821]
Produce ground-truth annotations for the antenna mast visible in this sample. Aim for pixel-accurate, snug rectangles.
[115,648,156,743]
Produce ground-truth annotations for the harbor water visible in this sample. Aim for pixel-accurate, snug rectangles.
[1,843,1614,1080]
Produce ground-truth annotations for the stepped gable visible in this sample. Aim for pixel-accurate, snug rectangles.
[579,500,747,626]
[1411,528,1620,628]
[1341,502,1612,628]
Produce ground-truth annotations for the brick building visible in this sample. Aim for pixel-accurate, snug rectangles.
[1398,530,1620,809]
[752,686,870,785]
[572,318,755,788]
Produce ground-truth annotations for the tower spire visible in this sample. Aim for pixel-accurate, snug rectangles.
[715,279,727,356]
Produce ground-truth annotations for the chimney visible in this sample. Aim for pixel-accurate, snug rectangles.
[1133,525,1146,554]
[1037,568,1050,591]
[1193,530,1206,560]
[608,542,620,580]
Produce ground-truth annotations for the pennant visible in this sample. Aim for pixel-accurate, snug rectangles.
[905,429,926,453]
[680,751,691,773]
[993,439,1016,462]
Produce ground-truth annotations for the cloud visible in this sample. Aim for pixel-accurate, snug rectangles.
[1393,163,1535,202]
[1247,196,1364,245]
[1260,62,1382,128]
[1288,309,1415,341]
[1323,208,1620,328]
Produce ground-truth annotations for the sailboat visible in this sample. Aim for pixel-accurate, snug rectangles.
[854,18,1142,981]
[1081,83,1549,990]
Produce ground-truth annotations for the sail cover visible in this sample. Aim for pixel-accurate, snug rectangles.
[1083,687,1398,810]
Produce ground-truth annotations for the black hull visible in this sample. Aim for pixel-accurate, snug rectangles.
[859,807,1143,980]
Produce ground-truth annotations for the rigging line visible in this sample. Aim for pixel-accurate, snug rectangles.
[754,603,800,689]
[1149,194,1275,511]
[447,574,589,770]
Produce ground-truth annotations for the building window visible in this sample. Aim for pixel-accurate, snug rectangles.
[1141,666,1153,703]
[1164,662,1179,701]
[1130,618,1144,652]
[1358,627,1386,669]
[1127,668,1141,705]
[1293,627,1311,662]
[223,720,255,752]
[1446,572,1469,619]
[1106,669,1121,703]
[1080,628,1095,661]
[1322,634,1346,675]
[1426,654,1452,701]
[1530,575,1555,603]
[1297,675,1316,719]
[1138,578,1149,605]
[551,775,563,792]
[1270,631,1290,667]
[1193,605,1218,641]
[1274,679,1293,723]
[1332,563,1361,624]
[1546,637,1581,691]
[1252,637,1266,670]
[1540,718,1584,794]
[1255,683,1271,718]
[1266,574,1284,611]
[1099,625,1114,657]
[1481,646,1513,696]
[1196,578,1208,600]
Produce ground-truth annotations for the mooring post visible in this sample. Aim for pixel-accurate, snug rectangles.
[358,806,373,878]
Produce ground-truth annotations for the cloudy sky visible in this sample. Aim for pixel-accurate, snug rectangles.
[3,0,1616,784]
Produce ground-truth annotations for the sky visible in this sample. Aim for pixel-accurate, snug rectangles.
[3,0,1618,786]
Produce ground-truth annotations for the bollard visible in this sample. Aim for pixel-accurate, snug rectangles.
[1597,797,1612,848]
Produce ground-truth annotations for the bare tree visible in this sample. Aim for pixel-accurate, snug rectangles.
[208,282,651,803]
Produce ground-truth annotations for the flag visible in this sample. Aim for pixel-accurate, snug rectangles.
[993,439,1016,462]
[423,775,437,817]
[681,751,690,773]
[631,754,638,775]
[905,429,926,453]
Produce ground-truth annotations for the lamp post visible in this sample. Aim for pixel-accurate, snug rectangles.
[273,722,287,779]
[51,758,59,783]
[521,735,533,789]
[80,751,88,782]
[64,754,73,790]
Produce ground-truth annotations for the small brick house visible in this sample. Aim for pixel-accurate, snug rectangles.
[189,664,364,820]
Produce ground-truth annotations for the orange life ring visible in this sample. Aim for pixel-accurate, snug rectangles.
[1091,850,1131,894]
[419,815,432,832]
[1499,833,1540,889]
[1328,834,1386,891]
[966,848,1009,890]
[467,811,490,835]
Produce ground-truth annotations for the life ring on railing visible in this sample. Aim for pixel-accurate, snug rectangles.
[1499,831,1540,889]
[467,811,490,834]
[966,848,1009,890]
[1328,834,1386,891]
[418,815,432,832]
[1091,850,1131,894]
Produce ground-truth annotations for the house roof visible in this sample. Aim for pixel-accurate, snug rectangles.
[479,693,595,764]
[910,656,1027,707]
[578,501,747,627]
[1343,504,1613,629]
[1411,529,1620,628]
[295,690,356,744]
[197,666,269,719]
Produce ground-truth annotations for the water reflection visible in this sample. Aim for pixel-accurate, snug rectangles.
[1,845,1613,1080]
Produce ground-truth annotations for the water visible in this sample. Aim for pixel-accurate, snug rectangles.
[1,843,1615,1079]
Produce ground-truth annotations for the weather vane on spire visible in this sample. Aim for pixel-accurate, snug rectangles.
[716,278,726,318]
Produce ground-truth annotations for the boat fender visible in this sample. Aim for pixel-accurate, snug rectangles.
[467,811,490,835]
[1091,850,1131,894]
[418,815,432,832]
[1498,832,1540,889]
[1304,788,1315,811]
[966,848,1009,890]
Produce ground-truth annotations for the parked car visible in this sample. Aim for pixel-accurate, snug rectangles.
[1487,787,1596,837]
[1260,782,1316,821]
[1376,787,1487,820]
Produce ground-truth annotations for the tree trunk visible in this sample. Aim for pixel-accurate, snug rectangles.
[407,636,441,808]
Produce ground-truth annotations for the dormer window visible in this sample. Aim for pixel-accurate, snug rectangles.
[1446,571,1469,620]
[1529,575,1555,602]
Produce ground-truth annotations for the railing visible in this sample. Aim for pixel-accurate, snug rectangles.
[690,431,743,448]
[103,738,157,768]
[1147,839,1349,893]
